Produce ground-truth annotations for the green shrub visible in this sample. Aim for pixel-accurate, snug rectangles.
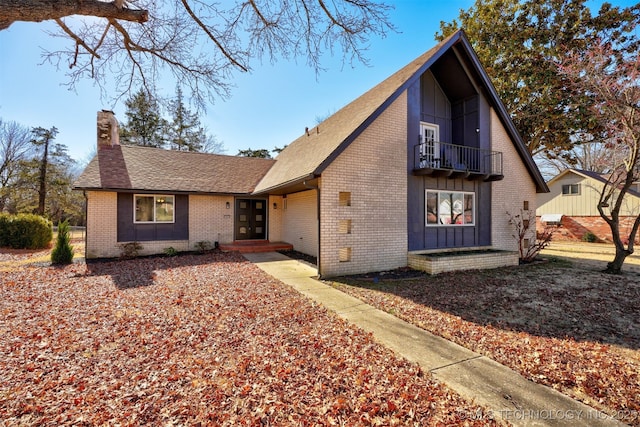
[51,220,74,264]
[0,213,53,249]
[163,246,178,257]
[582,231,597,243]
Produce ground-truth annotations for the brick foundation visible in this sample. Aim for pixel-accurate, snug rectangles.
[408,248,519,274]
[537,215,640,244]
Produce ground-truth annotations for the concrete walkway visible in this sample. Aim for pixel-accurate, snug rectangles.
[244,252,625,427]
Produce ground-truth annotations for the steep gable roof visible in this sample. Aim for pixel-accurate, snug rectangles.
[548,169,640,198]
[254,30,548,194]
[74,145,275,194]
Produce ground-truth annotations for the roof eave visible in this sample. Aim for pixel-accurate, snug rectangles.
[252,173,317,196]
[313,32,466,177]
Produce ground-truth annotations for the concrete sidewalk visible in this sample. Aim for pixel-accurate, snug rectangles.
[244,252,625,427]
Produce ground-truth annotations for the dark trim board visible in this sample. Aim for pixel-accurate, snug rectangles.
[235,198,268,240]
[117,193,189,242]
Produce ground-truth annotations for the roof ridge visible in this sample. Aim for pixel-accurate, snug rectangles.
[117,144,276,162]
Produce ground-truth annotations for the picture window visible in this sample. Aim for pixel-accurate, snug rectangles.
[134,195,175,223]
[426,190,474,226]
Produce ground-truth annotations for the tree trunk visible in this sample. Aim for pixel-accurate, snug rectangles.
[0,0,148,30]
[605,244,629,274]
[36,136,48,216]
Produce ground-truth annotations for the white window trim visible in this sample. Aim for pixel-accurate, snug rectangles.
[425,190,475,227]
[134,194,175,224]
[419,122,440,167]
[561,183,581,195]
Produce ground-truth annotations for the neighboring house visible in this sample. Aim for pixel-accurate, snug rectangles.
[537,169,640,242]
[74,30,548,277]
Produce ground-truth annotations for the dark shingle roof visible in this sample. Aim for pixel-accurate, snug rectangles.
[74,145,275,194]
[254,30,548,194]
[253,36,452,194]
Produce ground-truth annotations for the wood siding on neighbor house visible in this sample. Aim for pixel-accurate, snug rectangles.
[117,193,189,242]
[537,173,640,217]
[537,173,601,216]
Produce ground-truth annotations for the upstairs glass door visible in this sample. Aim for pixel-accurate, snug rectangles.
[419,122,440,167]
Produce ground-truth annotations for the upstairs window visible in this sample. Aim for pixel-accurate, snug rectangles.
[135,195,175,223]
[561,184,580,195]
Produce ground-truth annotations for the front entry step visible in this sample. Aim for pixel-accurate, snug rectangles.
[219,241,294,253]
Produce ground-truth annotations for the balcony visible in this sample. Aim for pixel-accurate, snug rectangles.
[413,142,503,181]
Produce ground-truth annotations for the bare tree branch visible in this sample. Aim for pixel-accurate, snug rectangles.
[2,0,395,108]
[180,0,248,72]
[0,0,148,30]
[55,18,101,62]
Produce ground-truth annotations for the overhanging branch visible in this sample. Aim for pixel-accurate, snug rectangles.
[0,0,148,30]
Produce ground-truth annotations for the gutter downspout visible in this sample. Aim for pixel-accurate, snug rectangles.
[303,180,321,278]
[82,191,88,261]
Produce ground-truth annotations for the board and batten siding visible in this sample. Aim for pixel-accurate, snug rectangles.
[537,173,640,217]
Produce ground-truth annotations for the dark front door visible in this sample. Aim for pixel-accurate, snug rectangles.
[235,199,267,240]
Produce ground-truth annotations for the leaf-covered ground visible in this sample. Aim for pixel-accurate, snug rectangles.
[329,257,640,426]
[0,250,500,426]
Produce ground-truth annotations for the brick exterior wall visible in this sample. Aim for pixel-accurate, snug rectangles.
[85,191,119,258]
[85,191,235,259]
[490,109,537,252]
[188,194,235,247]
[319,92,408,277]
[408,250,519,274]
[536,215,640,244]
[281,190,318,257]
[268,195,284,242]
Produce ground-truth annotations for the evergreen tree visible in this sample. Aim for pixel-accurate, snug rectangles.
[51,220,74,265]
[237,148,273,159]
[29,127,58,216]
[120,89,167,148]
[16,129,78,222]
[438,0,639,161]
[167,87,207,152]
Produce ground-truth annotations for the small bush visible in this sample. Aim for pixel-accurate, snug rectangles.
[119,242,143,259]
[194,240,212,254]
[163,247,178,257]
[582,232,597,243]
[507,209,555,263]
[51,220,74,264]
[0,213,52,249]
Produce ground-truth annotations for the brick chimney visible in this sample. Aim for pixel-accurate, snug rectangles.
[97,110,120,149]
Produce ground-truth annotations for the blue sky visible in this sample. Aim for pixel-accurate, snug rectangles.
[0,1,634,165]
